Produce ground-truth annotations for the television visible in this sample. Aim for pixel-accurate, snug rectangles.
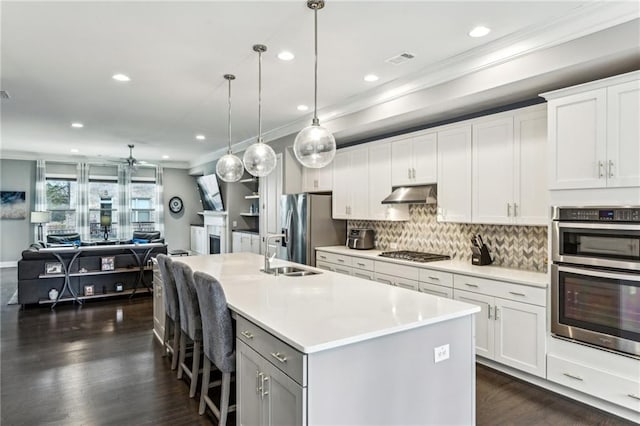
[196,174,225,212]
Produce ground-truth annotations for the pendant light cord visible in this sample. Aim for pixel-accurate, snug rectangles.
[227,77,232,154]
[258,49,263,143]
[312,7,319,125]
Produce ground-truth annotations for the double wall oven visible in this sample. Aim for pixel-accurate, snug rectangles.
[551,206,640,357]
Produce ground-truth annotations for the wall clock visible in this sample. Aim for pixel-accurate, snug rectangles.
[168,196,183,213]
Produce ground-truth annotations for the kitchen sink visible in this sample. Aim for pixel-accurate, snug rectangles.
[265,266,321,277]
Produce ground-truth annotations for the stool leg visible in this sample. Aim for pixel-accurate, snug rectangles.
[189,340,201,398]
[162,316,170,357]
[171,324,181,370]
[220,372,231,426]
[177,333,187,380]
[199,356,211,415]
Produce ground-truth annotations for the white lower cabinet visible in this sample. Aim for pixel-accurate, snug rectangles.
[453,275,546,378]
[418,269,454,298]
[374,272,419,290]
[190,225,206,254]
[233,231,261,254]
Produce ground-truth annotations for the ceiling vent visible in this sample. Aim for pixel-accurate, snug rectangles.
[0,91,9,100]
[385,52,415,65]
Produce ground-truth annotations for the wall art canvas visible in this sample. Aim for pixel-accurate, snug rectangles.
[0,191,27,219]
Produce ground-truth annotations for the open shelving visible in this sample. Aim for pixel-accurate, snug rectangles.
[38,287,151,305]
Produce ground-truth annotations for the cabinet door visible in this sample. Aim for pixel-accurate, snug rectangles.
[548,89,607,189]
[494,298,546,378]
[331,151,351,219]
[251,235,261,255]
[391,137,413,186]
[352,269,374,281]
[437,126,472,222]
[261,352,306,426]
[368,142,392,221]
[454,289,494,359]
[607,80,640,188]
[261,153,283,237]
[237,342,263,426]
[412,133,437,184]
[233,232,242,253]
[317,163,333,191]
[302,168,315,193]
[350,148,369,219]
[514,109,548,225]
[472,117,514,224]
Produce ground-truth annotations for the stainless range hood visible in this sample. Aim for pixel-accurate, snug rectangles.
[381,184,437,204]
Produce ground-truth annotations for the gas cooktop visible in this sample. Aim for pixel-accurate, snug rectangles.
[378,250,451,263]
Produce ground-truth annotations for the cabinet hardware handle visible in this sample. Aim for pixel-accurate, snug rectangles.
[378,278,392,285]
[270,352,288,363]
[357,262,365,266]
[608,160,614,178]
[408,168,411,179]
[314,179,318,189]
[262,375,269,398]
[256,371,262,395]
[411,168,415,179]
[465,283,478,288]
[507,203,511,217]
[494,307,500,320]
[509,291,526,297]
[598,161,604,178]
[563,373,583,381]
[428,276,440,280]
[319,255,327,259]
[241,330,254,339]
[337,258,345,262]
[488,305,492,320]
[513,203,518,217]
[627,394,640,401]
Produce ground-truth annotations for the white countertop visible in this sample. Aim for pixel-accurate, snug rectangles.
[316,246,548,288]
[174,253,479,354]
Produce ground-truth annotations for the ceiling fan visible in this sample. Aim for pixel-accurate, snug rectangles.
[113,144,156,172]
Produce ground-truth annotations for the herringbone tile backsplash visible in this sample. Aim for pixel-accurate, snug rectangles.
[349,205,548,272]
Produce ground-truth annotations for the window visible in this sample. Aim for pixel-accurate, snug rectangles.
[88,179,119,239]
[46,178,77,234]
[131,180,157,232]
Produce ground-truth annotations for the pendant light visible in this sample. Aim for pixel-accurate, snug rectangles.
[216,74,244,183]
[293,0,336,169]
[243,44,277,177]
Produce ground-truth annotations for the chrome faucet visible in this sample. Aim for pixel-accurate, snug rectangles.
[264,233,286,274]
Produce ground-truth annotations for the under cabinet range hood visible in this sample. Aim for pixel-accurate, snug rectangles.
[381,184,437,204]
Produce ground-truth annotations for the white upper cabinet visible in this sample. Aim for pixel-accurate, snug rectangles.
[368,141,410,221]
[472,105,548,226]
[260,153,282,238]
[437,125,472,223]
[332,147,368,220]
[391,132,437,186]
[302,162,333,192]
[542,71,640,190]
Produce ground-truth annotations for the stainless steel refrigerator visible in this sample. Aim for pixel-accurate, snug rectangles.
[278,193,346,266]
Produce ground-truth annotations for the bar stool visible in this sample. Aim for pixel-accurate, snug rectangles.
[156,254,180,370]
[193,271,236,425]
[172,261,203,398]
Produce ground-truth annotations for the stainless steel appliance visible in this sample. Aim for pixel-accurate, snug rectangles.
[551,206,640,357]
[379,250,450,263]
[280,193,347,266]
[346,228,375,250]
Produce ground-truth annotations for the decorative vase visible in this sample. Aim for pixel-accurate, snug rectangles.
[48,288,59,300]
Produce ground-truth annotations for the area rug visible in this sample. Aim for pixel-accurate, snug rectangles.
[7,290,18,305]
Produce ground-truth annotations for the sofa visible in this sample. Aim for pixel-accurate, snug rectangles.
[46,233,87,246]
[18,242,167,305]
[127,231,165,244]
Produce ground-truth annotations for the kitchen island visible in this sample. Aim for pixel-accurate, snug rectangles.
[174,252,480,425]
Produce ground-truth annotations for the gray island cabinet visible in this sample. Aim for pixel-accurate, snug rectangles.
[174,253,480,425]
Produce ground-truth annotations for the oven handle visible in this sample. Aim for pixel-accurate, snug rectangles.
[556,264,640,283]
[556,222,640,231]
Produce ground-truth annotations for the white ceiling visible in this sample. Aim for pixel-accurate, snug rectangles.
[1,1,639,168]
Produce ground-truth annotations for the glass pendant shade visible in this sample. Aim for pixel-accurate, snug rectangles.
[216,153,244,182]
[243,141,277,177]
[293,122,336,168]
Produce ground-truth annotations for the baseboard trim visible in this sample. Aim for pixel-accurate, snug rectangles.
[477,358,639,423]
[0,261,18,268]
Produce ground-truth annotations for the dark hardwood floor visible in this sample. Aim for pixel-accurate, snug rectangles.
[0,267,634,425]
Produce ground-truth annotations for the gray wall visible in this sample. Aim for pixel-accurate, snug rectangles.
[163,167,201,251]
[0,159,36,264]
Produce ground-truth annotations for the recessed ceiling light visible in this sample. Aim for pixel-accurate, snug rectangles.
[195,134,206,140]
[469,26,491,38]
[112,73,131,82]
[364,74,379,82]
[278,51,295,61]
[297,105,309,111]
[71,122,84,128]
[162,155,170,159]
[70,148,79,153]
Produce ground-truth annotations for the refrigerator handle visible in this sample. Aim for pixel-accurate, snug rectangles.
[282,209,293,247]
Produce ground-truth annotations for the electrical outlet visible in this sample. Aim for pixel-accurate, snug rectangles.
[434,344,450,363]
[390,242,398,249]
[232,221,237,227]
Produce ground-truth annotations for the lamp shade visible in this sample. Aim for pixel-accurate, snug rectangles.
[30,211,50,224]
[100,213,112,227]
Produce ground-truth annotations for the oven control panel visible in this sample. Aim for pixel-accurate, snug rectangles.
[556,207,640,222]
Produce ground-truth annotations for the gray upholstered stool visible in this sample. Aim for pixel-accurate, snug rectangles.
[193,271,236,425]
[156,254,181,370]
[172,261,203,398]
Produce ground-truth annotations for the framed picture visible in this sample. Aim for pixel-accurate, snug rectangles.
[45,262,63,274]
[101,256,115,271]
[84,285,95,296]
[0,191,27,220]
